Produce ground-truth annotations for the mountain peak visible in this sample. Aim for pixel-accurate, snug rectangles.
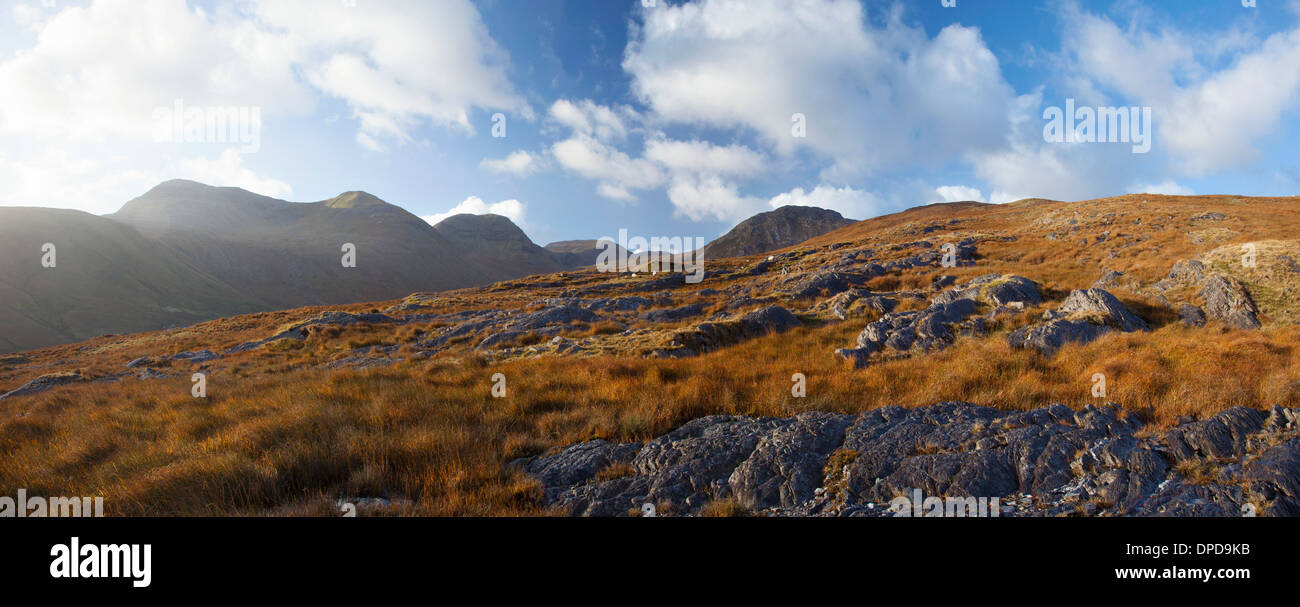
[433,213,529,241]
[703,205,856,259]
[324,191,389,209]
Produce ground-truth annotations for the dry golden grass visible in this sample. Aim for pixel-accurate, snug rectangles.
[3,318,1295,516]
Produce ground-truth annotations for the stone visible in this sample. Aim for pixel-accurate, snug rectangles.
[1197,275,1261,330]
[0,373,85,400]
[1178,304,1207,327]
[641,303,706,323]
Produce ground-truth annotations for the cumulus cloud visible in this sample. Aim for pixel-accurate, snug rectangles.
[546,100,665,200]
[666,176,766,223]
[1058,3,1300,175]
[624,0,1017,179]
[643,139,765,177]
[548,99,636,141]
[978,3,1300,202]
[0,146,289,214]
[0,0,312,142]
[0,146,159,215]
[973,92,1145,203]
[546,98,774,220]
[551,135,666,201]
[421,196,527,226]
[0,0,527,212]
[934,186,987,203]
[768,185,882,220]
[253,0,528,148]
[1130,180,1194,196]
[174,148,293,199]
[479,150,542,177]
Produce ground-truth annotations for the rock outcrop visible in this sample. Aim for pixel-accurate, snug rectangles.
[1009,288,1148,354]
[0,372,85,400]
[836,274,1040,366]
[1156,259,1261,329]
[810,289,897,320]
[521,402,1300,517]
[932,273,1042,308]
[661,306,802,357]
[227,311,398,353]
[1198,275,1261,330]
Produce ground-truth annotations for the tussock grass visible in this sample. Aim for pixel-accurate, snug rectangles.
[3,319,1295,516]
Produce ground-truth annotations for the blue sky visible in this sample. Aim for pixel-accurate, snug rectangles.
[2,0,1300,246]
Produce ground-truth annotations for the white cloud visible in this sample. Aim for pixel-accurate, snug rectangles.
[972,4,1300,203]
[1058,3,1300,175]
[0,0,312,142]
[0,0,526,213]
[1130,180,1194,196]
[666,175,765,223]
[624,0,1017,179]
[254,0,529,148]
[644,139,764,177]
[174,148,293,199]
[421,196,527,226]
[0,146,289,214]
[12,2,52,30]
[934,185,986,203]
[551,135,666,200]
[973,91,1144,203]
[479,150,542,177]
[547,99,775,218]
[548,99,634,141]
[767,185,882,220]
[0,146,158,215]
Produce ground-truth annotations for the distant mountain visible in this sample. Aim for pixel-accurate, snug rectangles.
[109,180,484,311]
[0,206,256,352]
[0,180,597,353]
[544,239,630,269]
[433,214,567,281]
[702,205,857,259]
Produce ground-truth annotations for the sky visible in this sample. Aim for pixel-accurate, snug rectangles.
[2,0,1300,246]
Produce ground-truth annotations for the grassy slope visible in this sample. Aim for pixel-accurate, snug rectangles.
[2,194,1299,515]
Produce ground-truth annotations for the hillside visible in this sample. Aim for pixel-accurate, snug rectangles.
[2,193,1299,517]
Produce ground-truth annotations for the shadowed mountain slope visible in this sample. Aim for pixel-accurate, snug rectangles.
[544,239,630,269]
[432,213,568,281]
[0,207,257,352]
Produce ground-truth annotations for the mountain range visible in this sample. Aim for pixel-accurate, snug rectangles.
[0,180,851,352]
